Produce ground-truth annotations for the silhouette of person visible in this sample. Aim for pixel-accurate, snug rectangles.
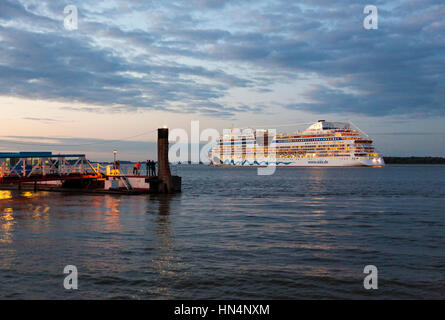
[151,161,157,176]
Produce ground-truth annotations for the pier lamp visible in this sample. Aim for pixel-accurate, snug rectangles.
[113,150,117,163]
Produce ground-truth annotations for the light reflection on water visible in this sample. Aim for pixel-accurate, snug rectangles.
[1,207,14,244]
[0,190,12,200]
[0,165,445,299]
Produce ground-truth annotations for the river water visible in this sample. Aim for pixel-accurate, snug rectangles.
[1,165,444,299]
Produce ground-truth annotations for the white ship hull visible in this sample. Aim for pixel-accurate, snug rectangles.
[212,157,385,167]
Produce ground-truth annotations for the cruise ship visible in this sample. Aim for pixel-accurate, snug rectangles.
[210,120,384,167]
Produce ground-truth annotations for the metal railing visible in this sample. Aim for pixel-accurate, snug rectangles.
[0,155,96,179]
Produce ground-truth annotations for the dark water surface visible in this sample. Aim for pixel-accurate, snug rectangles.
[1,165,445,299]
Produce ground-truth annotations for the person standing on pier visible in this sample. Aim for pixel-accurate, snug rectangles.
[150,161,157,176]
[133,162,141,175]
[145,160,151,176]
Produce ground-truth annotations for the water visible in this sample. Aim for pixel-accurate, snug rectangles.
[1,165,445,299]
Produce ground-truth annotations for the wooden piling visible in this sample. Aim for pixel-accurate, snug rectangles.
[157,128,174,193]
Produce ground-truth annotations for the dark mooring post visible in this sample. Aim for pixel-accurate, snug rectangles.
[157,128,173,193]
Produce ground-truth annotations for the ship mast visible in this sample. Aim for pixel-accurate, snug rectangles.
[347,119,370,138]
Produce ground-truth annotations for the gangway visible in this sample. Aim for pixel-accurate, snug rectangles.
[0,152,99,182]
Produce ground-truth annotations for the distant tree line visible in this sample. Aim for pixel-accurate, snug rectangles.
[383,157,445,164]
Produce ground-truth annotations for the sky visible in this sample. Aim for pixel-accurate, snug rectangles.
[0,0,444,160]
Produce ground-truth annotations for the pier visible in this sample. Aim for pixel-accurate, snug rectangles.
[0,128,181,194]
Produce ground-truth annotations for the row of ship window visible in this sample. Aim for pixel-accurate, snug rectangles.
[218,154,358,159]
[219,137,345,146]
[276,137,342,142]
[216,146,352,150]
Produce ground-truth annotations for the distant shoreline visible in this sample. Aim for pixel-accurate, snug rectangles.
[383,157,445,164]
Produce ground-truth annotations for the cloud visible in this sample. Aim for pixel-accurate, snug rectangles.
[0,0,444,117]
[22,117,64,123]
[371,131,445,136]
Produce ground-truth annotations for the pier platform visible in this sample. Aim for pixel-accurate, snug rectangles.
[0,128,181,195]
